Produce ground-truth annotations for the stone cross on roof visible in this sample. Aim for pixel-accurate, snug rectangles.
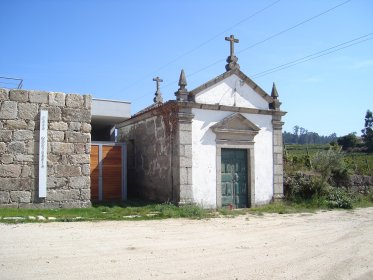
[153,76,163,103]
[225,35,239,57]
[225,35,240,71]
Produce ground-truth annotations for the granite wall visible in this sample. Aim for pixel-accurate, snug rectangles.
[117,107,176,202]
[0,88,92,208]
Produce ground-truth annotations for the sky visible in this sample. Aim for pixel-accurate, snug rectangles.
[1,0,372,137]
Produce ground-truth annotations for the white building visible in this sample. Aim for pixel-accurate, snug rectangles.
[117,35,286,208]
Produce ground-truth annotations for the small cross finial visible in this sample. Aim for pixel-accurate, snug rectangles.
[153,76,163,92]
[153,76,163,103]
[225,35,239,57]
[224,35,240,71]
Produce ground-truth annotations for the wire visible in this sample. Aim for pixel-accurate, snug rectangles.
[125,0,281,93]
[238,0,352,54]
[251,33,373,78]
[159,0,352,91]
[153,33,371,99]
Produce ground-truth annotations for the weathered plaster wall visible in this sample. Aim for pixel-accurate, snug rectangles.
[194,74,269,109]
[191,108,274,207]
[0,88,91,208]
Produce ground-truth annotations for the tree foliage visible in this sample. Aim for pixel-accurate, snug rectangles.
[283,126,337,145]
[337,133,358,151]
[361,109,373,152]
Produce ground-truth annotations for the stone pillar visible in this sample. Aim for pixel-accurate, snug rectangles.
[272,114,284,201]
[176,106,194,205]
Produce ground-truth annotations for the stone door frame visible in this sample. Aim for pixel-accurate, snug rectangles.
[216,141,255,208]
[211,113,259,208]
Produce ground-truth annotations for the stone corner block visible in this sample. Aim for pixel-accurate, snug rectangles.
[83,95,92,109]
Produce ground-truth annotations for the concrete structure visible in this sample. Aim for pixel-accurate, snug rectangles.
[117,37,286,208]
[0,89,131,208]
[91,98,131,141]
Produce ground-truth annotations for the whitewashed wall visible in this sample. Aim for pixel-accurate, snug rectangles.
[191,109,274,208]
[242,112,274,205]
[194,74,269,110]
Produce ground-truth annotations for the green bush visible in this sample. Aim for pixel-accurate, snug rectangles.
[312,150,348,184]
[284,172,329,201]
[327,189,353,209]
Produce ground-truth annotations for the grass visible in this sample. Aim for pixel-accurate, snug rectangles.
[1,198,372,224]
[0,201,216,223]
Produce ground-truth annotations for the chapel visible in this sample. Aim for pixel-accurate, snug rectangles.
[117,35,286,208]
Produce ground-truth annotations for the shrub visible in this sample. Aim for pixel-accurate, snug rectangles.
[312,150,348,184]
[327,188,353,209]
[337,133,359,151]
[284,172,329,201]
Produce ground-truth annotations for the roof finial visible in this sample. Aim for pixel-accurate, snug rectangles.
[225,35,240,71]
[153,76,163,103]
[270,82,281,110]
[271,82,279,99]
[175,69,189,102]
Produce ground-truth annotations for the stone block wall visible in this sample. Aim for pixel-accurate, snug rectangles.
[117,102,194,205]
[0,88,91,208]
[118,114,173,202]
[117,103,180,203]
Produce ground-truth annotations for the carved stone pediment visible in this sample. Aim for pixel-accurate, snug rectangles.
[211,113,260,142]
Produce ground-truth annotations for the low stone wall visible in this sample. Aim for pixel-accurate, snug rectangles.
[347,175,373,194]
[0,88,92,208]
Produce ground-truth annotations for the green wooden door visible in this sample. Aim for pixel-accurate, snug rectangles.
[221,149,249,208]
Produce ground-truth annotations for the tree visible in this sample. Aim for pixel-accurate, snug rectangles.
[361,110,373,152]
[293,125,300,144]
[337,133,358,151]
[283,126,337,145]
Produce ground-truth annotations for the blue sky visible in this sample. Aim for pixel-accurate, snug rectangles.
[1,0,372,136]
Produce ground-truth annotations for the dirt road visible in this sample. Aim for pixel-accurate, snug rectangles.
[1,208,373,280]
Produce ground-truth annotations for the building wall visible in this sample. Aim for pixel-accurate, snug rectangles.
[0,88,91,208]
[117,109,176,202]
[191,108,274,207]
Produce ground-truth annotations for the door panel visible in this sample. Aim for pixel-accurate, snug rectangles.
[90,145,99,200]
[102,146,122,200]
[221,149,249,208]
[90,144,124,202]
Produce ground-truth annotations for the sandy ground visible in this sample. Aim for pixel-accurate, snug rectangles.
[0,208,373,280]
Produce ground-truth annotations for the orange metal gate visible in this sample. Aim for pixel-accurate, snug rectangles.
[90,142,127,202]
